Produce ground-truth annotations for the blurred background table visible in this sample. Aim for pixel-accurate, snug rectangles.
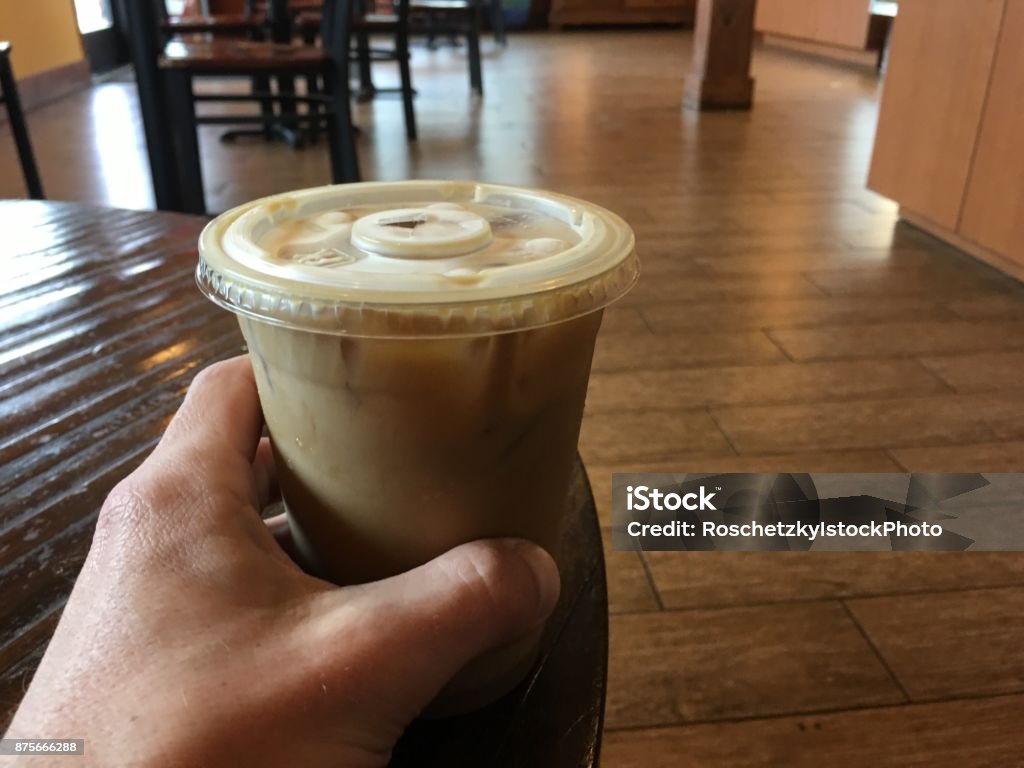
[0,199,608,766]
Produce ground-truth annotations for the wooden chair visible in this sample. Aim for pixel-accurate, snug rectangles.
[0,43,44,199]
[296,0,417,141]
[488,0,506,46]
[123,0,359,214]
[409,0,484,95]
[159,7,288,145]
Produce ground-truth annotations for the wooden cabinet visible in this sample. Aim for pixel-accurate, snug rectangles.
[867,0,1006,231]
[755,0,871,49]
[960,0,1024,268]
[549,0,694,28]
[867,0,1024,277]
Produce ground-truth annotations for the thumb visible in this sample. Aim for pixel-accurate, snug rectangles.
[317,539,560,718]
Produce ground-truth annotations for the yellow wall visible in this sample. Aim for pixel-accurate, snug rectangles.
[0,0,85,78]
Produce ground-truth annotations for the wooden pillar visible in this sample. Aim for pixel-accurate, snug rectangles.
[684,0,757,110]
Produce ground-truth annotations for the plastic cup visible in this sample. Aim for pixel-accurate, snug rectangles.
[197,181,638,711]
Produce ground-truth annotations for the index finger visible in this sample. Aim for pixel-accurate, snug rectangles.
[159,355,264,466]
[94,355,267,552]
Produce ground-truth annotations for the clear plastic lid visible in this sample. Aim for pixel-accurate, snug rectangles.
[197,181,639,337]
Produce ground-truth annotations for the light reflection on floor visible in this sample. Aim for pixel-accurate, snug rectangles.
[86,84,154,210]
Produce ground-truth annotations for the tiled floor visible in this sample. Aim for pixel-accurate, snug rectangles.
[2,28,1023,765]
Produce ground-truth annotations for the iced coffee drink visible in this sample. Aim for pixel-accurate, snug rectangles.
[197,181,638,710]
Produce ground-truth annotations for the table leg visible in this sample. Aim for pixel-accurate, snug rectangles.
[264,0,304,145]
[255,74,275,140]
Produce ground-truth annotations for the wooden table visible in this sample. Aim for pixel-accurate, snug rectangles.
[0,200,608,766]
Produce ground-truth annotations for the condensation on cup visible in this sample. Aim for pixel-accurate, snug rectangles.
[197,181,639,713]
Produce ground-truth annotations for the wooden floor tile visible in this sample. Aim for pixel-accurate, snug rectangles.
[585,359,949,414]
[948,295,1024,320]
[847,587,1024,701]
[710,394,1019,454]
[805,264,1017,299]
[591,330,786,373]
[601,528,660,614]
[619,273,824,308]
[768,321,1024,361]
[644,552,1024,610]
[888,441,1024,472]
[641,296,952,333]
[617,240,706,275]
[600,308,651,336]
[840,226,925,250]
[578,409,734,465]
[631,228,845,254]
[989,408,1024,441]
[601,695,1024,767]
[920,351,1024,392]
[646,200,883,234]
[692,246,941,275]
[606,603,904,729]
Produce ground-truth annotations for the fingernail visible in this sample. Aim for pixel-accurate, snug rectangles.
[510,540,560,622]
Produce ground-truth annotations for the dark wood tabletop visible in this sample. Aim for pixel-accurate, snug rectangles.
[161,13,267,35]
[0,200,608,766]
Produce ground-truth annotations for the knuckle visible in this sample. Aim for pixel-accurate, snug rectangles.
[189,360,228,392]
[96,478,153,540]
[449,542,528,621]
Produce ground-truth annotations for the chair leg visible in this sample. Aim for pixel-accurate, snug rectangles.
[164,70,207,215]
[306,74,321,144]
[277,74,303,144]
[467,5,483,96]
[356,30,375,100]
[254,74,275,140]
[397,41,417,141]
[324,67,360,184]
[490,0,506,46]
[0,53,44,199]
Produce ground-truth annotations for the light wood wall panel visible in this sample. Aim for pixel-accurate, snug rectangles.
[960,0,1024,269]
[867,0,1006,230]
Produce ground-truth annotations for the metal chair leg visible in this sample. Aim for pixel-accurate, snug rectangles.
[397,38,417,141]
[0,50,44,199]
[355,30,375,100]
[255,74,275,140]
[276,74,303,144]
[306,74,321,144]
[467,4,483,95]
[298,23,321,144]
[164,70,207,215]
[324,67,360,183]
[490,0,506,46]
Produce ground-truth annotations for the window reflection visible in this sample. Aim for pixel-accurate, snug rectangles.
[73,0,113,33]
[88,86,154,210]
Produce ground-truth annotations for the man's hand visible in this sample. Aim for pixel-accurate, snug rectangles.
[4,356,560,767]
